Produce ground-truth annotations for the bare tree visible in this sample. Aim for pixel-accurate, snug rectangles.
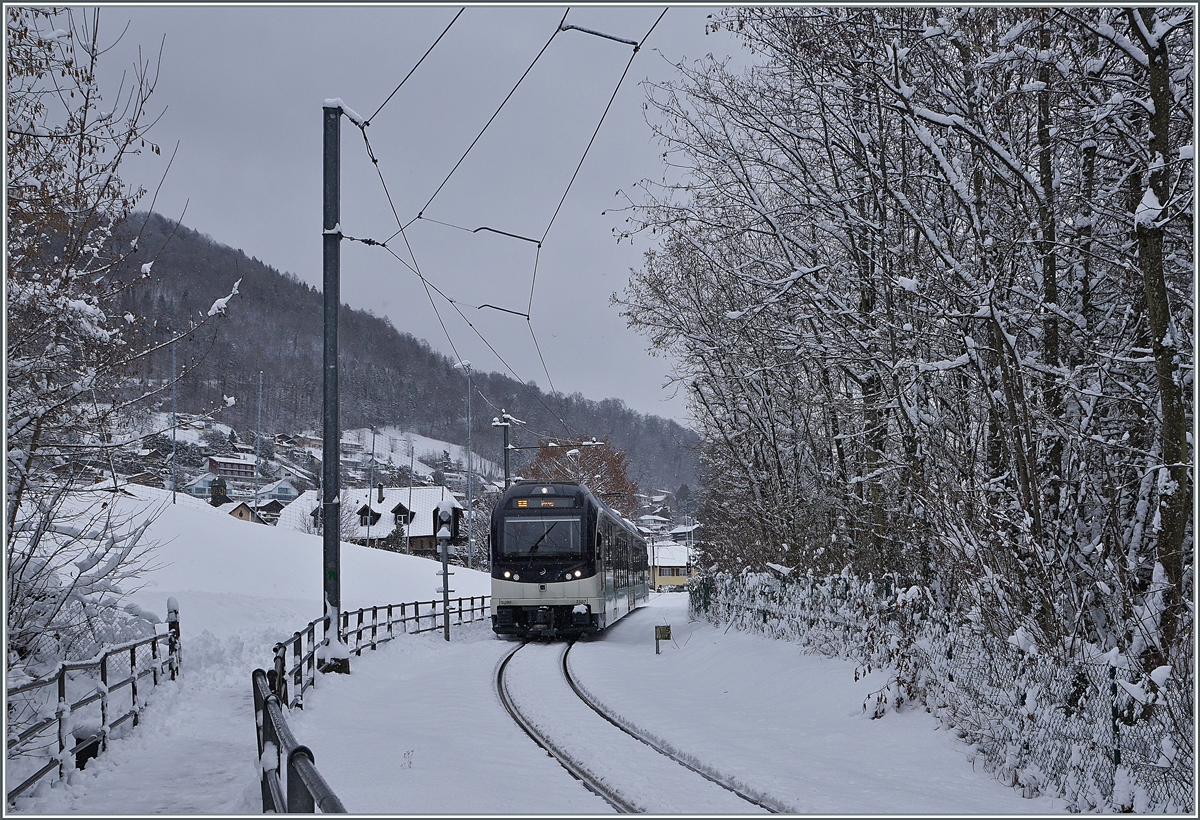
[523,439,638,517]
[6,8,240,668]
[620,6,1192,671]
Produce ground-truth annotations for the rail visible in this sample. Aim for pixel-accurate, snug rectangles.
[6,599,181,806]
[252,669,346,813]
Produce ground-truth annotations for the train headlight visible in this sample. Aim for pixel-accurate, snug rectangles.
[565,572,573,581]
[513,573,520,581]
[574,570,582,578]
[503,571,511,579]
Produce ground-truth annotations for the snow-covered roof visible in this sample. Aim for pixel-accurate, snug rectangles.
[252,478,298,497]
[638,514,670,523]
[277,486,464,541]
[183,471,218,488]
[670,522,701,535]
[209,453,256,465]
[650,540,692,567]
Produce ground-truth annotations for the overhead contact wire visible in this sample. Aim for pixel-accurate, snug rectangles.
[527,7,668,320]
[538,9,667,246]
[367,7,465,124]
[414,9,569,221]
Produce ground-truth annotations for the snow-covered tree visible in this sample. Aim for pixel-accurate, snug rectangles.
[6,8,240,668]
[620,6,1192,671]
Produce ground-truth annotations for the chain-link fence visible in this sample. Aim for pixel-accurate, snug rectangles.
[690,572,1193,813]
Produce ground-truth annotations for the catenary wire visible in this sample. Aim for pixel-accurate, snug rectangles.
[407,9,569,233]
[367,7,465,124]
[341,8,682,437]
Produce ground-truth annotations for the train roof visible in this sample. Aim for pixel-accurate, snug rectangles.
[498,480,642,538]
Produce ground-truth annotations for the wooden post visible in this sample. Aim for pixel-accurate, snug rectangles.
[56,670,68,778]
[129,645,139,727]
[166,597,180,680]
[99,654,109,751]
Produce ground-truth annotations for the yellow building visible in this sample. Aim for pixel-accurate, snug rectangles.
[649,540,694,591]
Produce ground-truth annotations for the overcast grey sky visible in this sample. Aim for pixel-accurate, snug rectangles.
[92,4,746,426]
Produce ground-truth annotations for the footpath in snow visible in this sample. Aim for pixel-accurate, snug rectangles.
[10,486,1056,813]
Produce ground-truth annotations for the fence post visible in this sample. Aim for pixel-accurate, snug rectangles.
[129,645,139,727]
[356,609,364,656]
[150,634,160,687]
[56,670,68,779]
[1110,664,1121,767]
[371,606,378,650]
[99,654,109,752]
[287,747,317,813]
[167,597,180,680]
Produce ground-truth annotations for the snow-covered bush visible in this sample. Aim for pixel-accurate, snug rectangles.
[692,569,1193,812]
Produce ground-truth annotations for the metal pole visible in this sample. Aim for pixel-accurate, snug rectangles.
[321,101,347,674]
[366,427,376,546]
[501,411,511,489]
[406,440,414,555]
[465,365,473,569]
[171,339,177,504]
[437,505,453,641]
[255,370,262,519]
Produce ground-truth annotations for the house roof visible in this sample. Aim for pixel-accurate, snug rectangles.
[650,540,692,567]
[228,501,265,522]
[276,486,464,541]
[209,454,256,465]
[669,522,702,535]
[254,478,298,497]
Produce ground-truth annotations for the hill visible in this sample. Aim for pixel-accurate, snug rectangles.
[109,212,699,492]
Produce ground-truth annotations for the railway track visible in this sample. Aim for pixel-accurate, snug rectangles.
[496,640,787,814]
[496,641,638,812]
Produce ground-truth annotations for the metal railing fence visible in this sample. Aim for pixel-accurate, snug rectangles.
[5,601,181,806]
[268,596,491,710]
[691,572,1192,813]
[252,669,345,813]
[256,595,490,813]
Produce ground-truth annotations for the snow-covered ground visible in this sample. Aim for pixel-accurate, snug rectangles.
[340,425,501,479]
[9,488,1058,813]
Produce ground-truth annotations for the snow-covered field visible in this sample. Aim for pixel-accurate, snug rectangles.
[10,487,1058,814]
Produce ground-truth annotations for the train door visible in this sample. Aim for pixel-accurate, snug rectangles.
[603,518,615,613]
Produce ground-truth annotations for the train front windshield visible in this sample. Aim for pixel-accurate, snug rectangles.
[501,517,582,560]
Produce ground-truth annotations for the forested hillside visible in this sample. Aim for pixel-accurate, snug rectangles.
[110,212,698,491]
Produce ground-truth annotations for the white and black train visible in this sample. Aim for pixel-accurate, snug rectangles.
[490,480,649,638]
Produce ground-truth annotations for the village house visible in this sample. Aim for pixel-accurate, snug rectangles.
[648,539,695,592]
[228,501,266,524]
[668,520,701,549]
[276,485,466,554]
[207,453,257,480]
[183,472,221,499]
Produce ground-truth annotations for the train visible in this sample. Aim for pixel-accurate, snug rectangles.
[490,480,649,639]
